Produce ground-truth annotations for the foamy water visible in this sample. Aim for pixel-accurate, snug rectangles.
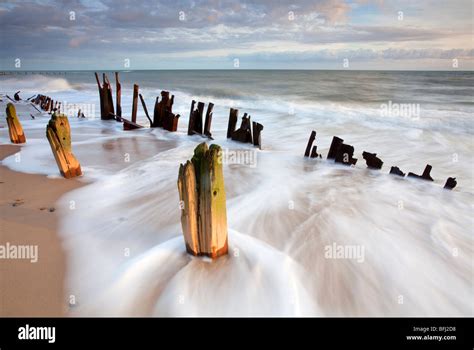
[0,71,473,316]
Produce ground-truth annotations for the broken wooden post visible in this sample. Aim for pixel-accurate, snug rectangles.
[203,102,214,138]
[231,113,252,143]
[362,151,383,169]
[444,177,457,190]
[178,143,228,259]
[187,100,207,136]
[103,73,115,119]
[94,72,104,118]
[115,72,122,121]
[122,84,143,130]
[227,108,238,139]
[139,94,153,126]
[227,109,264,147]
[252,122,263,149]
[327,136,357,165]
[408,164,434,181]
[94,72,115,120]
[162,110,180,132]
[304,130,321,158]
[152,91,174,128]
[5,103,26,144]
[46,113,82,179]
[304,130,316,157]
[389,166,405,177]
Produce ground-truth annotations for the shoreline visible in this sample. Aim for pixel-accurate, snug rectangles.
[0,144,83,316]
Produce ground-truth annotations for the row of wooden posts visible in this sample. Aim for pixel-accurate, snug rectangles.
[4,87,459,260]
[304,130,457,190]
[5,102,82,179]
[94,72,264,148]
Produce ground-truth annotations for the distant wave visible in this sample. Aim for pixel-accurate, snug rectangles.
[0,74,75,93]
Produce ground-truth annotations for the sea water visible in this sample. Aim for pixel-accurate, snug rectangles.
[0,70,472,316]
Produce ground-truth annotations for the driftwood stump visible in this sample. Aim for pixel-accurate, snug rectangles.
[178,143,228,259]
[46,113,82,178]
[5,103,26,144]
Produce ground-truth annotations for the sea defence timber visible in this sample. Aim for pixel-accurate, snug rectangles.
[303,131,457,190]
[178,143,228,259]
[6,103,26,144]
[46,113,82,179]
[226,108,263,148]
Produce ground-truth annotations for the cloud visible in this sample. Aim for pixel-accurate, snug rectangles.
[0,0,472,70]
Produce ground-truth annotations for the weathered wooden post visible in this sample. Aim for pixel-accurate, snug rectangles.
[5,103,26,144]
[389,166,405,177]
[444,177,457,190]
[115,72,122,120]
[178,143,228,259]
[231,113,252,143]
[203,102,214,138]
[362,151,383,169]
[94,72,115,119]
[46,113,82,178]
[327,136,357,165]
[227,108,238,139]
[188,101,204,136]
[94,72,104,118]
[122,84,143,130]
[131,84,139,123]
[139,94,153,126]
[150,91,179,132]
[304,130,316,157]
[408,164,434,181]
[252,122,263,149]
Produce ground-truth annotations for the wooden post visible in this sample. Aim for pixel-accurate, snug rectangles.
[227,108,238,138]
[203,102,214,138]
[115,72,122,120]
[444,177,457,190]
[327,136,357,165]
[139,94,153,126]
[103,73,115,119]
[177,160,200,255]
[362,151,383,169]
[408,164,434,181]
[153,97,160,127]
[131,84,139,124]
[178,143,228,259]
[304,130,316,157]
[187,100,196,135]
[252,121,263,149]
[327,136,343,159]
[94,72,104,119]
[231,114,252,144]
[195,102,204,135]
[5,103,26,144]
[46,113,82,178]
[389,166,405,177]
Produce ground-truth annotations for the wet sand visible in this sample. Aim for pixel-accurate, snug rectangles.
[0,144,83,316]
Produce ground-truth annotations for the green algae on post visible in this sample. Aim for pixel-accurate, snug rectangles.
[178,142,228,259]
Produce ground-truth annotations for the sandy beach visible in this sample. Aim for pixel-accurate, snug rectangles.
[0,143,82,316]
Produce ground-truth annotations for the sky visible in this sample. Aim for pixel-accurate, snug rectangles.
[0,0,473,70]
